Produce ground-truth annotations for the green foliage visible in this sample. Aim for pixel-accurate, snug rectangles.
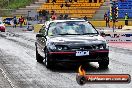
[0,0,9,8]
[0,0,36,16]
[0,0,35,9]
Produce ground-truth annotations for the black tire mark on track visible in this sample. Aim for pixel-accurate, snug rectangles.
[0,31,35,50]
[6,31,36,42]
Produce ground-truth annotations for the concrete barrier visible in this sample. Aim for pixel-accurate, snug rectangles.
[2,17,27,26]
[102,26,132,42]
[90,20,132,27]
[34,24,44,33]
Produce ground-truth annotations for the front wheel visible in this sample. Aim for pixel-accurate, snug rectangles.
[36,47,43,63]
[98,57,109,69]
[44,49,54,69]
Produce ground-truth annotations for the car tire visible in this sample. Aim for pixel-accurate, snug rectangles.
[44,49,54,69]
[36,47,43,63]
[98,57,109,69]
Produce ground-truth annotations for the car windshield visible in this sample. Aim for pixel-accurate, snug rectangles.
[48,21,98,36]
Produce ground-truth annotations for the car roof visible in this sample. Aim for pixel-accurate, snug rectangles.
[44,19,87,28]
[47,19,86,23]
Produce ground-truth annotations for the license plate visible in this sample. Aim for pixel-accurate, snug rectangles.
[76,51,89,56]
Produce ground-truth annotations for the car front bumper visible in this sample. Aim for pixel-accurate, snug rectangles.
[48,50,109,62]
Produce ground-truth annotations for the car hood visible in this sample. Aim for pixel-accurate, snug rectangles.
[47,35,106,45]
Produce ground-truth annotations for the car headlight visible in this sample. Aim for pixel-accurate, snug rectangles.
[48,43,56,50]
[56,46,63,50]
[56,46,68,51]
[48,42,69,51]
[92,45,99,50]
[99,45,104,49]
[106,44,109,49]
[94,46,98,49]
[63,46,68,50]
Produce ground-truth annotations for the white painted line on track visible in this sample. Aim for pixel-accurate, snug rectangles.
[0,68,16,88]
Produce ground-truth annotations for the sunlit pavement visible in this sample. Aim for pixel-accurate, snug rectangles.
[109,42,132,50]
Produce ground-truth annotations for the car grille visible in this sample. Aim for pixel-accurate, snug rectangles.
[92,44,105,50]
[70,44,105,50]
[70,46,93,50]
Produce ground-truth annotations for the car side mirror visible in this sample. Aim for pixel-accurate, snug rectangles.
[100,31,106,37]
[36,34,46,37]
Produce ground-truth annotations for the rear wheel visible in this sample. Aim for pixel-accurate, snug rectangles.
[36,47,43,63]
[98,57,109,69]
